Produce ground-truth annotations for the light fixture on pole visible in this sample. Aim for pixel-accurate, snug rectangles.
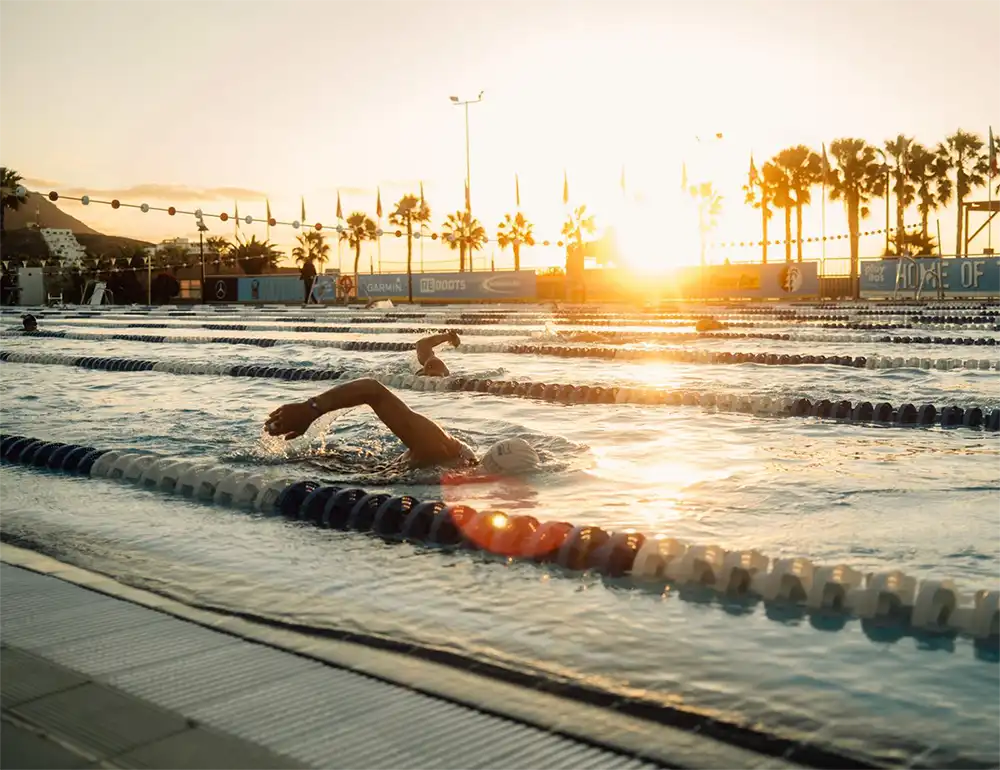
[196,215,209,299]
[450,91,484,217]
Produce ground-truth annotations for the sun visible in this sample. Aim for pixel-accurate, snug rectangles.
[611,192,703,275]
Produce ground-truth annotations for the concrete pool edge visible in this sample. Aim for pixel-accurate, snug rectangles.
[0,543,817,770]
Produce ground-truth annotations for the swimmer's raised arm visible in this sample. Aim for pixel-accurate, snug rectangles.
[414,330,459,377]
[265,377,464,464]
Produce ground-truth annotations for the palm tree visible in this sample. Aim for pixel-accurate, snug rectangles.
[685,183,723,265]
[229,235,283,275]
[774,146,822,261]
[882,135,916,253]
[561,204,596,253]
[496,212,535,271]
[441,211,487,273]
[291,231,331,269]
[763,165,795,262]
[907,143,952,240]
[155,245,189,271]
[0,167,25,233]
[937,130,988,256]
[389,194,431,302]
[743,162,782,264]
[205,236,230,273]
[826,138,883,293]
[340,211,376,286]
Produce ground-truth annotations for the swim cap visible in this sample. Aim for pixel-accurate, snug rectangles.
[479,438,539,476]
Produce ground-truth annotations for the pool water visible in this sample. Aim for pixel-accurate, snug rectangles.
[1,303,998,768]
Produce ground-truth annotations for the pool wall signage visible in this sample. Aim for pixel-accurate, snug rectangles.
[358,271,537,301]
[860,256,1000,298]
[235,275,307,303]
[673,262,820,299]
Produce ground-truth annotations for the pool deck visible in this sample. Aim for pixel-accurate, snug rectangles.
[0,544,803,770]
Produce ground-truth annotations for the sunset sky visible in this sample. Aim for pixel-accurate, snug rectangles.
[2,0,998,272]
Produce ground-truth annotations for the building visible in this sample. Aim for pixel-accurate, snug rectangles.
[40,228,87,267]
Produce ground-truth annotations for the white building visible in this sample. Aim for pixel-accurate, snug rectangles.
[40,228,87,267]
[146,237,204,258]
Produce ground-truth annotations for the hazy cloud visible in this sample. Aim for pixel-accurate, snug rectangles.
[21,179,267,202]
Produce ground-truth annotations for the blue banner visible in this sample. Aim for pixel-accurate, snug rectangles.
[672,262,820,299]
[237,276,307,303]
[357,271,536,301]
[860,257,1000,298]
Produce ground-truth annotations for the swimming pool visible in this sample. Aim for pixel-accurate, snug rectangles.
[1,302,998,768]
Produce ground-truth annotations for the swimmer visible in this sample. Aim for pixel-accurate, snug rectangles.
[22,314,37,332]
[265,377,539,474]
[415,330,461,377]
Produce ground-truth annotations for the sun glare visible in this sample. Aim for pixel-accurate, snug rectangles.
[613,194,702,274]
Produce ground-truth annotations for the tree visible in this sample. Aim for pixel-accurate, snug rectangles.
[685,184,723,266]
[774,145,822,262]
[762,165,795,262]
[884,230,938,258]
[205,236,230,273]
[907,143,952,240]
[561,205,596,252]
[826,138,883,293]
[441,211,487,273]
[496,212,535,271]
[937,130,988,256]
[882,135,917,253]
[389,194,431,302]
[291,230,330,269]
[744,162,782,264]
[154,245,189,271]
[0,167,25,233]
[229,235,283,275]
[340,211,376,286]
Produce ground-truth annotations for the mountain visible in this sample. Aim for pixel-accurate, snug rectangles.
[3,190,100,235]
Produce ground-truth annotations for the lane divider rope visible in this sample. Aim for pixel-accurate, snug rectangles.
[6,330,998,371]
[1,432,996,645]
[3,349,998,432]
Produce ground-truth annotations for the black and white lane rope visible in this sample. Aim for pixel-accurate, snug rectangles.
[3,350,998,431]
[6,329,998,371]
[1,432,997,644]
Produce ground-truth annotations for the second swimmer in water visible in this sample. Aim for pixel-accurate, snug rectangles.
[265,377,539,475]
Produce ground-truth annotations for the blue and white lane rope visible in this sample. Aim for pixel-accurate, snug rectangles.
[3,350,999,431]
[1,432,997,644]
[5,329,998,371]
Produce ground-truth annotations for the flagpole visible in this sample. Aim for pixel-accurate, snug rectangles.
[821,143,827,262]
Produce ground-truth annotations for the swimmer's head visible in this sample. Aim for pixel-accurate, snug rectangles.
[421,357,449,377]
[22,314,37,332]
[478,438,539,476]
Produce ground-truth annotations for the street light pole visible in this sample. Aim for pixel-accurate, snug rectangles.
[450,91,484,217]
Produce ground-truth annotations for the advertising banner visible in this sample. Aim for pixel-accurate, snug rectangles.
[860,257,1000,298]
[202,276,239,303]
[673,262,819,299]
[237,275,306,303]
[357,271,537,301]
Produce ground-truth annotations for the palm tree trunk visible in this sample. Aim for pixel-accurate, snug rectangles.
[406,220,413,303]
[354,242,361,293]
[762,210,768,264]
[459,243,466,272]
[795,203,803,262]
[513,243,520,272]
[847,194,860,297]
[954,171,964,257]
[784,207,792,262]
[921,206,929,240]
[895,172,905,252]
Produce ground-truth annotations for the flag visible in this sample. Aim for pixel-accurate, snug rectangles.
[300,196,306,224]
[680,163,688,192]
[376,187,382,219]
[265,199,272,240]
[748,155,758,187]
[336,191,343,220]
[515,174,520,208]
[822,143,829,174]
[990,126,998,178]
[562,170,568,205]
[419,181,425,208]
[234,201,240,235]
[465,181,471,211]
[620,165,626,196]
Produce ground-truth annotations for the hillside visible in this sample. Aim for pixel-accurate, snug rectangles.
[4,191,100,235]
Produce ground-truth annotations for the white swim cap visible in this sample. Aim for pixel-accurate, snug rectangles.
[479,438,539,475]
